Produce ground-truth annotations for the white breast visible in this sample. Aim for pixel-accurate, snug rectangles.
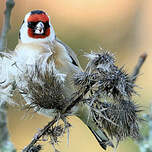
[15,46,45,65]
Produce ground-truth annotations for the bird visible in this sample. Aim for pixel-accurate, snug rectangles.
[0,10,112,150]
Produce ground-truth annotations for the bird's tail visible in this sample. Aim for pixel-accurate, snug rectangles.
[75,103,114,150]
[88,126,114,150]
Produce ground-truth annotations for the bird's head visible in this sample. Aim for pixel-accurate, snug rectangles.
[19,10,55,43]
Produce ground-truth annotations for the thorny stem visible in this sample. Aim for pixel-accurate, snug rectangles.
[22,116,59,152]
[131,52,147,82]
[63,81,96,114]
[0,0,16,152]
[0,0,15,51]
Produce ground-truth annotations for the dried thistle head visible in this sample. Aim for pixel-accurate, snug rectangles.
[85,51,115,72]
[73,72,97,87]
[91,99,142,142]
[73,58,136,102]
[18,62,68,113]
[74,51,137,101]
[98,66,136,100]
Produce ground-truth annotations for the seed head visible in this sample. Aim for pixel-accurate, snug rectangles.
[18,63,68,112]
[98,66,136,100]
[91,99,142,142]
[85,51,115,72]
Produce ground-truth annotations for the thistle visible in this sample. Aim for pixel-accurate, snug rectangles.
[74,51,143,146]
[18,63,68,113]
[19,51,146,151]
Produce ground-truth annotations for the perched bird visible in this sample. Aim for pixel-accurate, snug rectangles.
[0,10,112,150]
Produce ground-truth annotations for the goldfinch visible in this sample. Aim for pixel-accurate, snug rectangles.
[0,10,112,150]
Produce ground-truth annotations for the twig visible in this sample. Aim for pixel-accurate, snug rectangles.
[0,0,15,51]
[131,52,147,82]
[0,104,16,152]
[0,0,16,152]
[22,116,59,152]
[63,81,96,114]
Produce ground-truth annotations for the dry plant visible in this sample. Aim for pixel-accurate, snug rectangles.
[19,51,146,152]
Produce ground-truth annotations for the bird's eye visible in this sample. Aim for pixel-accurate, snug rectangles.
[28,22,37,29]
[28,21,50,29]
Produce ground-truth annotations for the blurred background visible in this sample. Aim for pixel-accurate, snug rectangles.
[0,0,152,151]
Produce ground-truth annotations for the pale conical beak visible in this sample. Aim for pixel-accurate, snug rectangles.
[34,22,44,34]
